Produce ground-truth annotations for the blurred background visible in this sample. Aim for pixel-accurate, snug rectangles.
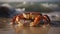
[0,0,60,21]
[0,0,60,34]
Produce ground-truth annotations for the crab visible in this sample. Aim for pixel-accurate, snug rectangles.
[11,12,50,26]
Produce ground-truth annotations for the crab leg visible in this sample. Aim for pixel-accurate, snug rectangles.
[30,15,41,26]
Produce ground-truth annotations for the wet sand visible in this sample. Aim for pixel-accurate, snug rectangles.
[0,18,60,34]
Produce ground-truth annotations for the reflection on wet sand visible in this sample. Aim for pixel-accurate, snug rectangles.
[0,18,10,31]
[12,25,50,34]
[0,17,50,34]
[0,18,60,34]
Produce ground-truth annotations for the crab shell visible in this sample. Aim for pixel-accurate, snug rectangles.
[11,12,50,26]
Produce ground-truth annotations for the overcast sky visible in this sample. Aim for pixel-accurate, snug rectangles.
[0,0,60,2]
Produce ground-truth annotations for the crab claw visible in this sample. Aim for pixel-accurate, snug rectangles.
[30,22,35,26]
[43,15,50,25]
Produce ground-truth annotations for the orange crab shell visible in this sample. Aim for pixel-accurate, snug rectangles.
[11,12,50,26]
